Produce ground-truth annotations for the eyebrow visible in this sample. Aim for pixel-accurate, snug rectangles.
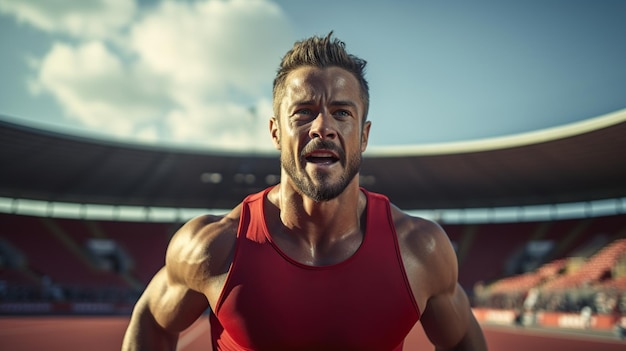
[289,100,316,109]
[286,100,360,116]
[330,100,358,110]
[289,100,358,108]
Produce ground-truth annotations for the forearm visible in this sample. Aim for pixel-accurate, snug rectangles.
[122,297,179,351]
[435,315,487,351]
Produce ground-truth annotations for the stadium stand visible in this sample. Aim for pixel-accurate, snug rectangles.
[0,213,188,304]
[2,211,626,336]
[541,238,626,291]
[471,214,626,326]
[94,220,180,285]
[2,211,625,307]
[451,221,538,288]
[0,213,125,287]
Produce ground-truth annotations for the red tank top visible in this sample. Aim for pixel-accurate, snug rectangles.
[210,187,420,350]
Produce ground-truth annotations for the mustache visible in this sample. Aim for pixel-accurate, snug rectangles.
[301,139,345,159]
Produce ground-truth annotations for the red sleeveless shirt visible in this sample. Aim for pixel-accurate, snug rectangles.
[210,187,420,350]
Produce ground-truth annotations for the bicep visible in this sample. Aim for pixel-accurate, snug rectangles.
[399,215,485,349]
[418,225,471,348]
[419,226,475,349]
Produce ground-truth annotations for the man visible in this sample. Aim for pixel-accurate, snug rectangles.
[122,32,487,351]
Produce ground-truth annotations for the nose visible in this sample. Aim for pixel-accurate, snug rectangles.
[309,111,337,140]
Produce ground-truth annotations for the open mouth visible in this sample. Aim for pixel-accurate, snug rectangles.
[304,150,340,165]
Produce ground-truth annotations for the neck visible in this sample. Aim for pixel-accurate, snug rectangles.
[270,179,365,247]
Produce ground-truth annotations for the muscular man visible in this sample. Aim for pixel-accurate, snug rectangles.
[122,32,487,351]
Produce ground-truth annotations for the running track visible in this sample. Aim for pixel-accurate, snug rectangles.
[1,316,624,350]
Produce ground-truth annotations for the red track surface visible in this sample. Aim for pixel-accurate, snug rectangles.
[0,316,624,350]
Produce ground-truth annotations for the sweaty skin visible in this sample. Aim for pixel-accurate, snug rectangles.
[122,66,487,351]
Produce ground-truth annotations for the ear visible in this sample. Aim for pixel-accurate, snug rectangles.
[360,120,371,152]
[270,117,281,150]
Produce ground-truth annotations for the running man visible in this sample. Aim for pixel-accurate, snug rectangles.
[122,32,487,351]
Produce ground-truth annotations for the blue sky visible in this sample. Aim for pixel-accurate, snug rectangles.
[0,0,625,152]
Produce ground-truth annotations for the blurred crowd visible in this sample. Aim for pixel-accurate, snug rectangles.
[0,277,139,304]
[473,284,626,317]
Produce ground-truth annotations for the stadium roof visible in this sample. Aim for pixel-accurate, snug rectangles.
[1,109,625,211]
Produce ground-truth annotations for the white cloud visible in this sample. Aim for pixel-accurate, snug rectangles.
[130,0,291,98]
[21,0,293,150]
[0,0,136,39]
[33,41,171,137]
[165,97,275,151]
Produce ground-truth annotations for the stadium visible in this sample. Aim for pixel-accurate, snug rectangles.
[1,108,626,350]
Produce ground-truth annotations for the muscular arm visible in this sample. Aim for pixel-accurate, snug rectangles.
[419,222,487,351]
[122,213,237,351]
[421,282,486,351]
[395,211,487,351]
[121,268,209,350]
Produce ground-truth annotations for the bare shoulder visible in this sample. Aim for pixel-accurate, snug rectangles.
[165,205,242,292]
[390,205,452,259]
[390,205,488,349]
[389,204,458,298]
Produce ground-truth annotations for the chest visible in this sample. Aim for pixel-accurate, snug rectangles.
[212,233,419,350]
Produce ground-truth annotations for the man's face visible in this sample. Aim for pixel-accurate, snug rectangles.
[270,66,371,202]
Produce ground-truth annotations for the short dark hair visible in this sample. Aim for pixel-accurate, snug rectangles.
[272,31,369,123]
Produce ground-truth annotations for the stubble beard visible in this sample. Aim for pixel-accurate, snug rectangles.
[281,145,362,202]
